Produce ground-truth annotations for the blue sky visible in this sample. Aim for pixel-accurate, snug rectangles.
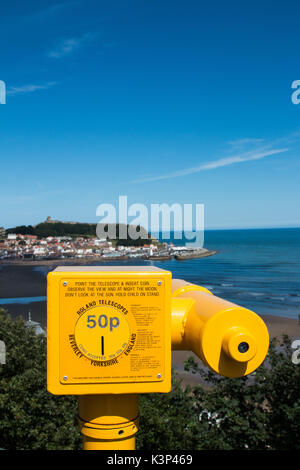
[0,0,300,229]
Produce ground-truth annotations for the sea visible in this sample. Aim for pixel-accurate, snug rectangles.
[0,227,299,321]
[159,227,300,320]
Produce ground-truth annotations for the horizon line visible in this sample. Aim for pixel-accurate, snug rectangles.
[3,223,300,232]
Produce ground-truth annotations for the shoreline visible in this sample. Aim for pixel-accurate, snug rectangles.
[0,257,133,266]
[0,250,217,266]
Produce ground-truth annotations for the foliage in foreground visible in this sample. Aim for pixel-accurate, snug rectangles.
[0,308,81,450]
[0,308,299,450]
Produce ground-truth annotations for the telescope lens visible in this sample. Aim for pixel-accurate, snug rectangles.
[238,342,249,353]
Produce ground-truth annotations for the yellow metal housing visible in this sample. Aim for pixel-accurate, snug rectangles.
[171,279,269,378]
[47,266,172,395]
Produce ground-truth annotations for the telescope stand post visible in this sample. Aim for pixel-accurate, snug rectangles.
[78,394,139,450]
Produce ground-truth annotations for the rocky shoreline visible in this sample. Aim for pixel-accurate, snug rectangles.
[174,250,217,260]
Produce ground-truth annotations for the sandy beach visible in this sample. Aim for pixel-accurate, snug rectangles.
[0,265,47,298]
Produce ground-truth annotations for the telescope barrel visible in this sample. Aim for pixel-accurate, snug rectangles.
[171,279,269,378]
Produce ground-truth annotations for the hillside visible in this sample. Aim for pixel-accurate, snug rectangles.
[5,218,156,247]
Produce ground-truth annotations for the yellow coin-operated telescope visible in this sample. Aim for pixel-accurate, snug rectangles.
[47,266,269,450]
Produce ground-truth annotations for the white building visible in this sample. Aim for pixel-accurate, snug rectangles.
[7,234,17,240]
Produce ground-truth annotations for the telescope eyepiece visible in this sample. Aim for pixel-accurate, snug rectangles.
[238,342,249,354]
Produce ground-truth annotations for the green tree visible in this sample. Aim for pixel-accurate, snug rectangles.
[183,335,300,450]
[137,379,199,450]
[0,308,81,450]
[261,335,300,449]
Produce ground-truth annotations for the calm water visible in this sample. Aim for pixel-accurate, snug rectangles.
[158,227,300,319]
[0,296,46,305]
[3,228,300,320]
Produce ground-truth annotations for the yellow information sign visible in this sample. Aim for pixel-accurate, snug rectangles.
[47,266,172,395]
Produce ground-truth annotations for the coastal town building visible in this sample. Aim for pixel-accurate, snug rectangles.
[0,233,161,261]
[0,225,214,262]
[25,311,46,336]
